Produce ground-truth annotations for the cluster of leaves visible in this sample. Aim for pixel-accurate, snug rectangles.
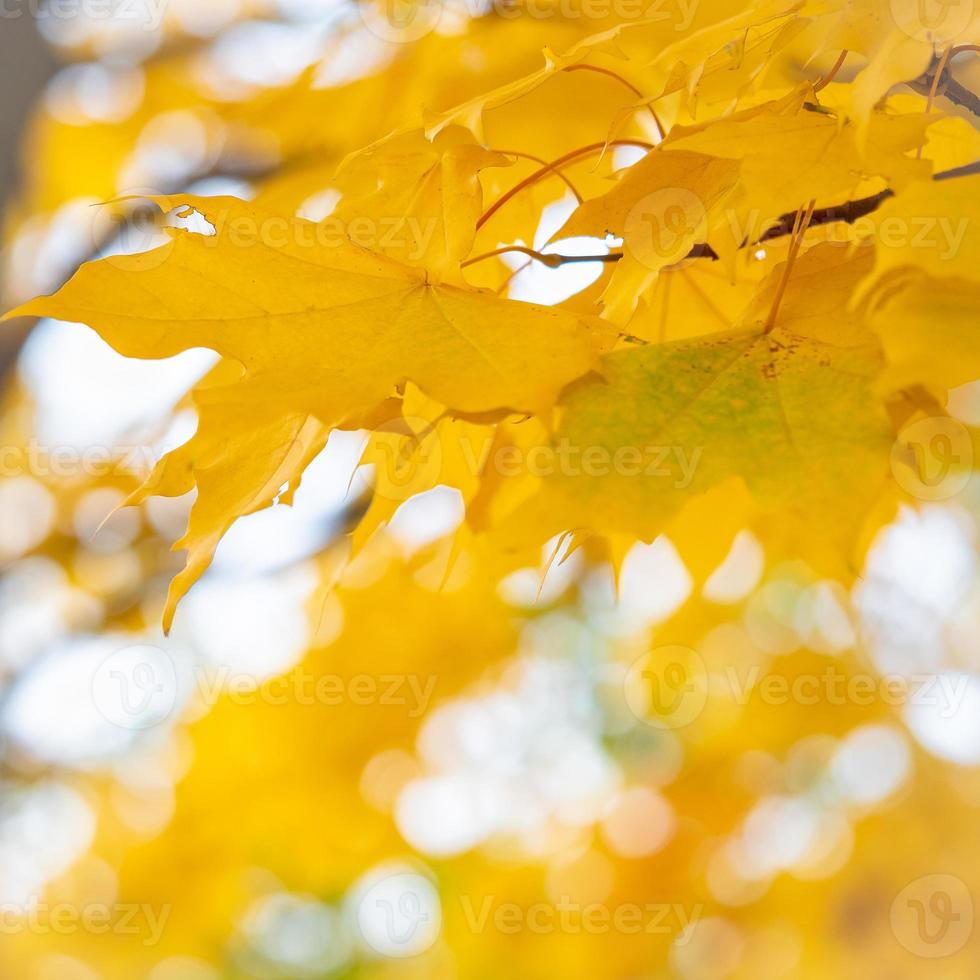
[2,0,980,978]
[8,0,980,629]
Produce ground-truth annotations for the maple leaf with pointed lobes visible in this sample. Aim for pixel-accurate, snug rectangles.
[5,195,613,627]
[497,244,899,574]
[331,127,513,284]
[660,92,933,258]
[552,149,742,324]
[796,0,980,134]
[5,5,980,978]
[869,273,980,393]
[9,196,611,420]
[856,173,980,294]
[5,0,979,642]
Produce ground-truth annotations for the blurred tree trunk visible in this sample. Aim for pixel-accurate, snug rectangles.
[0,14,57,207]
[0,14,57,381]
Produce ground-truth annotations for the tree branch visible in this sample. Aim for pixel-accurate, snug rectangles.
[0,154,298,387]
[479,160,980,270]
[907,53,980,118]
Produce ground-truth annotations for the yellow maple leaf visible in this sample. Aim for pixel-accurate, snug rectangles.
[553,148,741,324]
[332,127,513,284]
[869,273,980,392]
[857,173,980,292]
[663,93,933,259]
[498,244,895,573]
[6,195,613,624]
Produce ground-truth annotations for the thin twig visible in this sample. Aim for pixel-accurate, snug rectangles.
[563,65,666,139]
[919,44,953,159]
[471,161,980,271]
[813,50,848,92]
[477,139,655,231]
[907,53,980,117]
[492,149,584,203]
[765,199,814,332]
[462,245,619,269]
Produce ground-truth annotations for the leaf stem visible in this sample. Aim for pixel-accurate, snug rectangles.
[765,199,815,333]
[492,149,584,203]
[461,245,620,269]
[468,160,980,273]
[906,53,980,117]
[562,65,666,139]
[476,139,655,231]
[813,50,848,92]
